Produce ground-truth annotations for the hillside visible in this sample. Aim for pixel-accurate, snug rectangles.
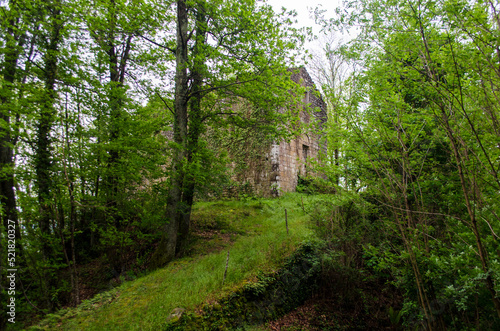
[4,0,500,329]
[30,194,318,330]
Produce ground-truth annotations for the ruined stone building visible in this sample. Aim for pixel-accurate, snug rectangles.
[228,67,328,197]
[161,67,328,198]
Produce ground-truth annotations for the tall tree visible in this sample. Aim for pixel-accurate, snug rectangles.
[309,37,353,186]
[76,0,167,271]
[151,0,306,266]
[0,0,27,247]
[85,0,132,224]
[36,0,65,261]
[321,0,500,327]
[0,2,27,327]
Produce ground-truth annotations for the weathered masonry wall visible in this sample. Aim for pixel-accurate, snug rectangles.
[223,67,327,197]
[270,134,323,194]
[267,67,327,196]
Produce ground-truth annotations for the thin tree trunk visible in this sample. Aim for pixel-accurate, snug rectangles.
[0,12,23,248]
[440,107,500,318]
[37,2,63,256]
[178,3,207,252]
[151,0,189,268]
[35,1,63,309]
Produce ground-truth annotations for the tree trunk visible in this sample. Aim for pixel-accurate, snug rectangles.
[177,2,207,252]
[0,13,23,248]
[36,4,62,261]
[151,0,189,268]
[440,107,500,318]
[35,2,63,309]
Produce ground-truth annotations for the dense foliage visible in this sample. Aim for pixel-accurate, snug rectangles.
[2,0,500,329]
[0,0,306,328]
[313,0,500,328]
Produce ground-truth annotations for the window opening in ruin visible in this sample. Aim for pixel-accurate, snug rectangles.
[303,145,309,161]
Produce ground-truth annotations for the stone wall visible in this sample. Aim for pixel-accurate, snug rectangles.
[222,67,327,197]
[271,134,323,195]
[268,67,327,196]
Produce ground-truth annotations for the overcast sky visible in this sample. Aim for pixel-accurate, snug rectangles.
[266,0,342,37]
[265,0,349,66]
[265,0,349,86]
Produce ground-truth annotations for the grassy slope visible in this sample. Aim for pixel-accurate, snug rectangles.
[33,193,317,330]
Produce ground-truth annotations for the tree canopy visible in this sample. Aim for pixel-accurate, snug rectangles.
[312,0,500,328]
[0,0,307,323]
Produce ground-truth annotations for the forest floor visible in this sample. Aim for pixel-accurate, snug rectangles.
[30,194,318,330]
[29,193,401,330]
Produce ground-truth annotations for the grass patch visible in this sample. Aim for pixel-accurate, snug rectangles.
[31,193,318,330]
[166,241,324,330]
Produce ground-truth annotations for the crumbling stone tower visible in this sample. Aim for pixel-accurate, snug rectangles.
[267,67,327,195]
[228,67,328,197]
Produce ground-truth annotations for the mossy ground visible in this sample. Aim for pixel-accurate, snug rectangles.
[30,193,319,330]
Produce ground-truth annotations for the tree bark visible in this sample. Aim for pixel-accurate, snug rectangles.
[36,3,63,262]
[0,5,25,246]
[440,107,500,318]
[151,0,189,268]
[178,2,207,252]
[34,1,63,310]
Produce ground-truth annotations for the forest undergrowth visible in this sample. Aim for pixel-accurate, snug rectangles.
[29,194,318,330]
